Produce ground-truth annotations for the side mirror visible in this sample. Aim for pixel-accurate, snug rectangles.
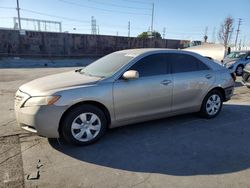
[122,70,139,80]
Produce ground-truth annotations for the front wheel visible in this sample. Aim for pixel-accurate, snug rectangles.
[61,104,107,145]
[200,90,223,119]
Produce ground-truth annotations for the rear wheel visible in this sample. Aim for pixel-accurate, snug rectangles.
[235,65,244,76]
[61,104,107,145]
[200,90,223,118]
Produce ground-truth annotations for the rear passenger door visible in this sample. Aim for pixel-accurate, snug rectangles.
[167,53,215,112]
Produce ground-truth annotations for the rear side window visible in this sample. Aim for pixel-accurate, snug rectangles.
[166,53,209,73]
[130,53,168,77]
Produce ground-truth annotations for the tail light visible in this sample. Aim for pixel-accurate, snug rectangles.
[230,72,236,81]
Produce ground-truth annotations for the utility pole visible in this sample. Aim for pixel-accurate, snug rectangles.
[97,25,99,35]
[212,27,216,43]
[235,18,242,48]
[91,16,97,35]
[239,39,242,50]
[128,21,130,37]
[16,0,21,30]
[204,26,208,43]
[162,27,166,39]
[150,3,154,33]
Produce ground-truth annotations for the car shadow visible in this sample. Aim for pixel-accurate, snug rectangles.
[49,104,250,176]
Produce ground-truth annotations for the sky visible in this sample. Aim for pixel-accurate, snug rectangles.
[0,0,249,45]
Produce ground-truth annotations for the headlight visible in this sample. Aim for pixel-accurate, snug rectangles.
[23,96,60,107]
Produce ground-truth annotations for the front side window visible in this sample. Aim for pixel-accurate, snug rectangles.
[129,53,168,77]
[166,53,209,73]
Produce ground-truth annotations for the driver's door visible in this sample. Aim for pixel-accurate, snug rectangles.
[113,53,173,122]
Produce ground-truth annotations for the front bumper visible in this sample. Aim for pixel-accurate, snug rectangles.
[15,90,68,138]
[242,69,250,87]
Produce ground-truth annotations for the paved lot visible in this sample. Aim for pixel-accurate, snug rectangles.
[0,67,250,188]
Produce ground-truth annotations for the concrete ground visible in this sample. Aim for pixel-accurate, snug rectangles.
[0,67,250,188]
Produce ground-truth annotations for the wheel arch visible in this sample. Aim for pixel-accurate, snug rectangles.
[58,100,111,137]
[206,87,226,102]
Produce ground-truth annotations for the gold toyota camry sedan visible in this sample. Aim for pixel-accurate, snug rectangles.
[15,49,235,145]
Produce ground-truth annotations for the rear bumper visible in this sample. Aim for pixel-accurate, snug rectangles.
[224,86,234,101]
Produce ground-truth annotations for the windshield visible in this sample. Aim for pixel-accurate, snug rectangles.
[80,52,134,77]
[226,52,247,59]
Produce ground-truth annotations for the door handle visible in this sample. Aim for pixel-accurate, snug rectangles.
[161,80,172,85]
[205,74,212,79]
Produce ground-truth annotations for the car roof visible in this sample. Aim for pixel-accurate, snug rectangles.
[115,48,176,56]
[115,48,208,60]
[113,48,224,71]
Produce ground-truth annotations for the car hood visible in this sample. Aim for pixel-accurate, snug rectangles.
[225,60,236,66]
[223,58,238,64]
[19,70,102,96]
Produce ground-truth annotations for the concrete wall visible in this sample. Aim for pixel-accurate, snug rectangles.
[0,29,190,57]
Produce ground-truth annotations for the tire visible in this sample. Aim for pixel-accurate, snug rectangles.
[235,65,244,76]
[200,90,223,119]
[61,104,107,145]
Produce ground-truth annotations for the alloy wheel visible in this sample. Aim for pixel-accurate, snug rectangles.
[206,94,221,116]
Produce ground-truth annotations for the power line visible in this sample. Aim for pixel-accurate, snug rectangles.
[86,0,151,10]
[57,0,151,16]
[121,0,152,5]
[0,6,16,10]
[21,8,89,23]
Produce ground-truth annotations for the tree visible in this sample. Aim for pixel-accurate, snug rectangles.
[137,31,162,39]
[218,16,234,54]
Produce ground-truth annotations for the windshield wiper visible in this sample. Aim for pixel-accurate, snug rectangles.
[75,68,82,72]
[77,69,105,78]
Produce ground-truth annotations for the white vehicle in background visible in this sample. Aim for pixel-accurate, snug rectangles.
[185,43,225,63]
[223,51,250,76]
